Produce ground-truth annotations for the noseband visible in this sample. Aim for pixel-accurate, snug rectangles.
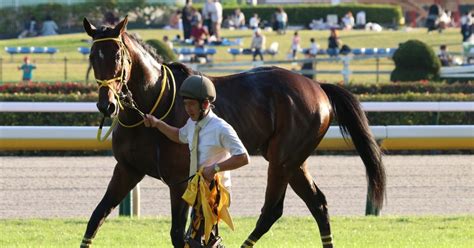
[92,36,176,141]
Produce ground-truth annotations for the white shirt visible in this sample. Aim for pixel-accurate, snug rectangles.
[356,11,366,25]
[179,110,248,187]
[41,20,58,36]
[276,12,287,23]
[211,1,223,23]
[310,42,319,56]
[249,16,259,29]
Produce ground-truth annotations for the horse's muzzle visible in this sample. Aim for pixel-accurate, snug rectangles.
[96,101,117,117]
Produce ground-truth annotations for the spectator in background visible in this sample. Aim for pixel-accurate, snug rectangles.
[202,0,214,35]
[231,8,245,29]
[438,10,451,33]
[271,10,278,32]
[301,50,315,79]
[327,28,341,57]
[309,38,319,57]
[461,12,472,42]
[426,4,442,33]
[342,11,355,30]
[191,21,209,45]
[167,10,182,30]
[190,7,202,28]
[290,31,301,60]
[182,0,193,40]
[163,35,173,49]
[251,28,265,61]
[221,15,234,29]
[356,11,366,29]
[438,44,453,66]
[461,12,474,42]
[104,11,118,26]
[18,16,37,39]
[249,13,260,30]
[18,56,36,83]
[275,7,288,34]
[40,15,58,36]
[210,0,223,41]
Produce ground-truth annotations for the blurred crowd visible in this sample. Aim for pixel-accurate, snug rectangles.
[18,15,58,38]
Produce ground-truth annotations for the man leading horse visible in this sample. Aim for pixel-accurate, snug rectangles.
[143,75,249,247]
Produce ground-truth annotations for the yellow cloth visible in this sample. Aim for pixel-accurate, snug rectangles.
[182,169,234,243]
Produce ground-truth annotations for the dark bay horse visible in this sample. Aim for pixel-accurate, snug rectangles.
[82,17,386,248]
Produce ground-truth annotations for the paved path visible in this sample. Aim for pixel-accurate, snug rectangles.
[0,155,472,219]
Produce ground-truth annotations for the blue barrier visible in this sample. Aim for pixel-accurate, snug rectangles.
[210,38,243,46]
[78,47,91,55]
[229,48,278,55]
[300,47,397,57]
[364,48,376,55]
[19,47,33,53]
[174,47,217,56]
[352,48,363,55]
[4,46,59,59]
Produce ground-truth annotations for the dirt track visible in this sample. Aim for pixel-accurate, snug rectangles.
[0,155,472,219]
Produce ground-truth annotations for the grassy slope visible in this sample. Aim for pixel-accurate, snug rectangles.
[1,216,473,247]
[0,28,460,83]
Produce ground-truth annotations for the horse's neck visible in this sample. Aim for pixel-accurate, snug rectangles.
[127,39,163,110]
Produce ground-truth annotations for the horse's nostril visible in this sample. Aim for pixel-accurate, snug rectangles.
[107,102,116,115]
[97,102,111,116]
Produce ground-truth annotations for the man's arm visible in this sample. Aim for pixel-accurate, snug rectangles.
[143,114,182,144]
[202,153,249,181]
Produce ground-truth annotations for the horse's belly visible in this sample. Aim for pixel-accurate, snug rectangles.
[112,133,160,178]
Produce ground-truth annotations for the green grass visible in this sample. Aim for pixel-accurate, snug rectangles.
[0,28,460,83]
[1,216,472,247]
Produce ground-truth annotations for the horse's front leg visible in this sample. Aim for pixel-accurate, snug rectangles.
[81,163,144,248]
[169,182,189,248]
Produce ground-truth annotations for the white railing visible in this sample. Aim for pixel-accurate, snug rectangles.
[1,101,473,150]
[1,101,473,112]
[1,125,472,140]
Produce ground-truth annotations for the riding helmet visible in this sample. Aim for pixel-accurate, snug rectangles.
[180,75,216,102]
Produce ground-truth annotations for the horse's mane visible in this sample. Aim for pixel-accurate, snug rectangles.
[126,32,164,64]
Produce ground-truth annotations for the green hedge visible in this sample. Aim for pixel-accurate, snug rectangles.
[2,82,472,95]
[224,4,403,27]
[1,92,472,126]
[0,3,402,37]
[0,2,175,36]
[343,83,473,95]
[391,40,441,82]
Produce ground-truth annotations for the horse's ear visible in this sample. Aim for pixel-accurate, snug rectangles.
[83,18,97,37]
[114,15,128,35]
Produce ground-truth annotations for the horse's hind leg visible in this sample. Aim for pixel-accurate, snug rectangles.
[289,162,333,248]
[81,163,144,248]
[241,164,289,248]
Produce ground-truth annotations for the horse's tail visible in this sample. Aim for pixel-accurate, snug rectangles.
[320,83,386,210]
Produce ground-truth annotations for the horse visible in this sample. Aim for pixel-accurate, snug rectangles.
[81,16,386,248]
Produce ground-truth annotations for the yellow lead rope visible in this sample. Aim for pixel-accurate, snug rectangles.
[118,64,176,128]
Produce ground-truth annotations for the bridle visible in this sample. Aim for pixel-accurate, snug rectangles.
[92,36,177,141]
[93,37,131,112]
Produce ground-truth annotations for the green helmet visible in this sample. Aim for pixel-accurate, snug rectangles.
[180,75,216,102]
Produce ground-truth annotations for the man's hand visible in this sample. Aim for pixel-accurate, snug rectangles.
[202,165,216,182]
[143,114,158,128]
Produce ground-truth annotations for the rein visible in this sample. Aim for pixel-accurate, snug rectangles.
[93,37,176,141]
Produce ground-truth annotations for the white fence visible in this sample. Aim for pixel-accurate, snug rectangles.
[1,101,473,112]
[1,101,473,150]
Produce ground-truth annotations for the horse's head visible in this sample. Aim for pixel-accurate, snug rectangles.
[83,16,132,117]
